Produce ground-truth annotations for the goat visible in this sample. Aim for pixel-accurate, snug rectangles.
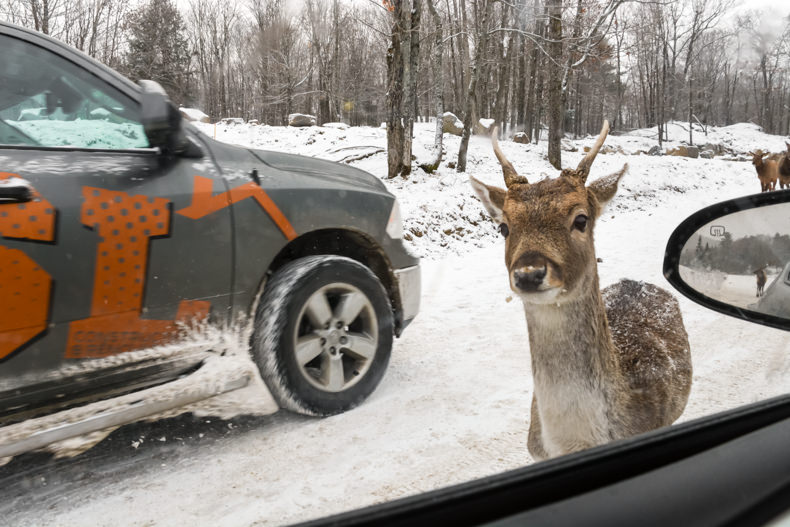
[778,143,790,190]
[753,267,767,297]
[749,150,778,192]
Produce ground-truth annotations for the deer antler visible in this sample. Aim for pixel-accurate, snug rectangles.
[492,127,529,188]
[575,120,611,179]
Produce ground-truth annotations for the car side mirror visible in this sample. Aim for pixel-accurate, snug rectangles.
[138,80,201,158]
[663,190,790,331]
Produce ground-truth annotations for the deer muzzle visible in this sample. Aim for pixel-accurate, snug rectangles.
[510,252,559,295]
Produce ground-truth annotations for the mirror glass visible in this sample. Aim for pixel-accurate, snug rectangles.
[678,202,790,320]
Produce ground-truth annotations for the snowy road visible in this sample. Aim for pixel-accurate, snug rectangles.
[4,123,790,526]
[5,228,790,526]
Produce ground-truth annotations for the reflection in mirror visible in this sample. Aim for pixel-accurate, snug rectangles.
[678,202,790,319]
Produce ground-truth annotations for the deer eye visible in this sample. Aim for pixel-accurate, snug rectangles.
[498,223,509,237]
[572,214,588,232]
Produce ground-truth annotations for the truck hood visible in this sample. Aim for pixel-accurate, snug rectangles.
[249,149,389,194]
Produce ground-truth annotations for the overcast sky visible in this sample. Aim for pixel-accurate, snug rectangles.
[694,202,790,244]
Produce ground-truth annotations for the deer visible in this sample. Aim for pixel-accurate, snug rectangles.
[749,150,778,192]
[469,121,693,461]
[754,267,767,297]
[778,143,790,190]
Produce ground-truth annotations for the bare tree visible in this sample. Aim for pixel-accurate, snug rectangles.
[421,0,445,173]
[457,0,493,173]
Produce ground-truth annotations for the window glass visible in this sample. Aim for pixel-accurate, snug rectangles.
[0,35,149,149]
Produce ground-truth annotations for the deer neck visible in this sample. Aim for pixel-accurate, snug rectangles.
[522,271,624,402]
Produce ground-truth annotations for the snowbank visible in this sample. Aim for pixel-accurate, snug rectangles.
[193,120,789,259]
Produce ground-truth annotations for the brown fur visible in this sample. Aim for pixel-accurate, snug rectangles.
[778,143,790,190]
[750,151,778,192]
[470,121,692,460]
[754,268,767,297]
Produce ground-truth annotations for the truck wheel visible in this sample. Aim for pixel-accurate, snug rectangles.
[251,255,393,416]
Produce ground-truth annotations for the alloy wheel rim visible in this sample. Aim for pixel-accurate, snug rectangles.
[293,283,378,392]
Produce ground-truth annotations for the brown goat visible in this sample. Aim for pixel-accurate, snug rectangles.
[750,150,778,192]
[754,267,767,297]
[778,143,790,190]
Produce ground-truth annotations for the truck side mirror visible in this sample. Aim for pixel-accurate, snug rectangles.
[138,80,201,157]
[663,191,790,332]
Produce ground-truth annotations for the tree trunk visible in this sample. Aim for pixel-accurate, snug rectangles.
[547,0,563,169]
[421,0,444,173]
[401,0,421,177]
[386,1,406,179]
[457,0,493,173]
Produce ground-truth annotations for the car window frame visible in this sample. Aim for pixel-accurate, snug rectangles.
[0,22,158,155]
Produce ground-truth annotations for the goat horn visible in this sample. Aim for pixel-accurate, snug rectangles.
[576,120,610,176]
[492,127,528,188]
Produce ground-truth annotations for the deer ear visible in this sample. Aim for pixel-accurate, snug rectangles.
[588,164,628,216]
[470,176,506,223]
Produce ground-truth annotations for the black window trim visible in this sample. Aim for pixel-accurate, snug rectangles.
[0,144,160,155]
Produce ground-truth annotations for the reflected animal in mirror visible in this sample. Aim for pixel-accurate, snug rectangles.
[749,150,778,192]
[753,267,767,297]
[470,121,693,461]
[779,143,790,190]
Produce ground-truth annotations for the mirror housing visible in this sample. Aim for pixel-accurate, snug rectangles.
[664,190,790,331]
[138,80,201,157]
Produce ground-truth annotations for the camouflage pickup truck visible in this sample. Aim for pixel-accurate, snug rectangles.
[0,22,420,458]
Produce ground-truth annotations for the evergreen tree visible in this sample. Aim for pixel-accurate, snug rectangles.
[122,0,192,106]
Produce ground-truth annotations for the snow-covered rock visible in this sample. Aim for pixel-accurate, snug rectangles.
[89,108,111,120]
[513,132,530,144]
[220,117,245,125]
[179,107,210,123]
[288,113,317,127]
[17,107,47,121]
[474,117,495,135]
[323,122,349,130]
[442,112,463,136]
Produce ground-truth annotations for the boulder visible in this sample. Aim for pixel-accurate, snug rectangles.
[179,107,211,123]
[513,132,530,144]
[562,139,578,152]
[648,145,662,156]
[700,150,714,159]
[474,118,495,135]
[220,117,245,125]
[442,112,464,136]
[666,145,688,157]
[248,119,260,125]
[323,122,350,130]
[288,113,317,127]
[686,146,699,158]
[701,143,725,156]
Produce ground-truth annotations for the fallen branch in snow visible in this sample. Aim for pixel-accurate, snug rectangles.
[340,148,385,163]
[327,145,383,154]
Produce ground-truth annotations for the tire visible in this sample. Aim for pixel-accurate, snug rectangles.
[251,255,393,416]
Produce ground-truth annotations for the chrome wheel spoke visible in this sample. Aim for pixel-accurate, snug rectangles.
[321,355,345,391]
[335,291,367,325]
[305,291,332,328]
[295,335,324,366]
[344,332,376,360]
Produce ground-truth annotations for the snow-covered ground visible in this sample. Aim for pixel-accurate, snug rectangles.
[4,121,790,526]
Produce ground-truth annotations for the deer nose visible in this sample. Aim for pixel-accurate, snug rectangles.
[513,266,547,291]
[512,251,552,292]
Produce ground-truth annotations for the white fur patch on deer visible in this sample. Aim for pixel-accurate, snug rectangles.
[469,122,692,461]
